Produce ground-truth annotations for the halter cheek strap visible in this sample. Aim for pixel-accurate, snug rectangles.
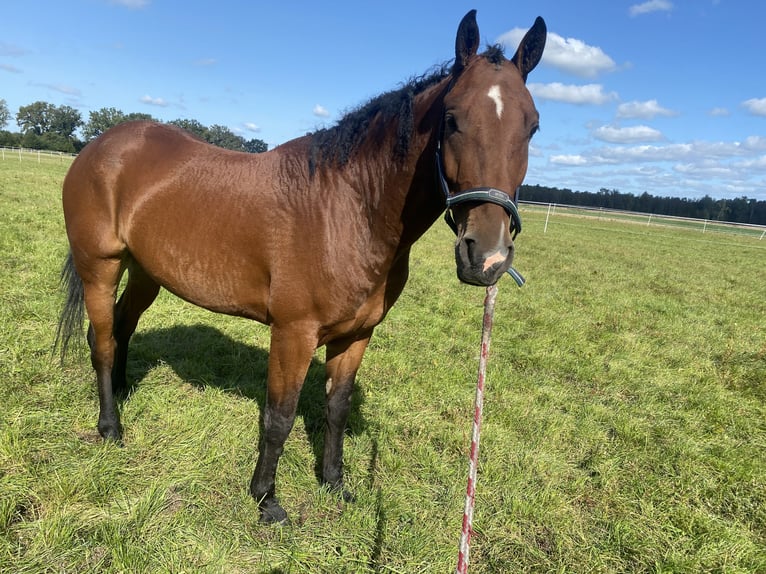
[436,142,525,286]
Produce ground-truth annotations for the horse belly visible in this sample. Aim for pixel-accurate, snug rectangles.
[123,194,274,323]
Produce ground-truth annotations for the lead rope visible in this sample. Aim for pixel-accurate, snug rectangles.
[456,283,498,574]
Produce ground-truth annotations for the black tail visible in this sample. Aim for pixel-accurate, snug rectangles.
[54,251,85,362]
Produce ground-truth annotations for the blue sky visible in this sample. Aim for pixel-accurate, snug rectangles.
[2,0,765,200]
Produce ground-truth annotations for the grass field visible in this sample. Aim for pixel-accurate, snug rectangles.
[522,202,766,240]
[1,155,765,573]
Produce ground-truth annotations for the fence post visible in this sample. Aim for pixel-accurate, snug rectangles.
[544,203,553,234]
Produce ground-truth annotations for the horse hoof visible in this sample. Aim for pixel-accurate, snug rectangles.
[98,421,123,443]
[324,481,356,503]
[259,500,290,526]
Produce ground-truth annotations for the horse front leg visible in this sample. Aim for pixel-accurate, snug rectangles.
[322,332,372,502]
[250,323,317,525]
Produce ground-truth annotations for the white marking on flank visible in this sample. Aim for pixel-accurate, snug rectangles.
[487,85,503,119]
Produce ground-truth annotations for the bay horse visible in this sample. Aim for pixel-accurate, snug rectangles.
[56,10,546,524]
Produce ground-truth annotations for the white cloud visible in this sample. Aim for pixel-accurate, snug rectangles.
[742,97,766,116]
[528,83,618,105]
[313,104,330,118]
[743,136,766,151]
[629,0,673,17]
[140,95,168,107]
[736,155,766,170]
[593,125,664,143]
[550,154,588,166]
[617,99,677,119]
[0,63,21,74]
[498,30,616,78]
[709,107,730,117]
[32,82,81,96]
[194,58,217,67]
[243,122,260,132]
[587,139,766,166]
[535,134,766,199]
[673,162,732,177]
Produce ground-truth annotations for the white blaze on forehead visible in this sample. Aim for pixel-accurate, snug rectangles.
[487,84,504,119]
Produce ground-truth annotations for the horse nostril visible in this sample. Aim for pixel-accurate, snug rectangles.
[462,237,476,258]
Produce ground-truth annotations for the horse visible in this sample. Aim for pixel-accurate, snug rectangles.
[55,10,546,524]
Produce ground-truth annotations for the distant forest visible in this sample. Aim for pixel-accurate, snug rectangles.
[520,185,766,226]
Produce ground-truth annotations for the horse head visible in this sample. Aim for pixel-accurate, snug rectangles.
[439,10,546,286]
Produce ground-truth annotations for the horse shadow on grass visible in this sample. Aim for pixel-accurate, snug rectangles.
[106,324,390,567]
[124,324,368,484]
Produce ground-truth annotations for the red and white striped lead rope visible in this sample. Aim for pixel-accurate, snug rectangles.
[456,283,498,574]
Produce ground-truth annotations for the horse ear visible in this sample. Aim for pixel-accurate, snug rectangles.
[511,16,547,82]
[453,9,480,75]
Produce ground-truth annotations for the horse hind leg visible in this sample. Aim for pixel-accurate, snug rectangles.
[111,261,160,394]
[81,257,160,441]
[79,256,126,441]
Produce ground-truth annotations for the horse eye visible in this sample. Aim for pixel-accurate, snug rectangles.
[445,113,459,134]
[529,124,540,139]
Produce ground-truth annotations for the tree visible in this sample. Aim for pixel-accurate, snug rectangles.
[244,137,268,153]
[83,109,156,141]
[149,119,266,152]
[0,99,10,129]
[83,107,126,141]
[16,101,83,151]
[49,105,82,141]
[124,112,155,122]
[0,130,20,147]
[17,101,54,135]
[168,118,209,140]
[206,124,245,151]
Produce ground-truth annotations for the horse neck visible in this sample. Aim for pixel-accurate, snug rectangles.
[356,78,451,254]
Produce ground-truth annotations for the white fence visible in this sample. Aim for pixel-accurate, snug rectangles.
[0,146,77,163]
[519,200,766,241]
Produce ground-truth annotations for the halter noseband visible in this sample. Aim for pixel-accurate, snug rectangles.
[436,140,526,286]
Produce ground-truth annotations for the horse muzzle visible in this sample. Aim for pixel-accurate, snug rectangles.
[455,237,514,286]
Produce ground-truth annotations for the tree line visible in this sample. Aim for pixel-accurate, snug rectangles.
[520,185,766,226]
[0,98,267,154]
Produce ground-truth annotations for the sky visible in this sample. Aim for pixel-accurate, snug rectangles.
[2,0,765,201]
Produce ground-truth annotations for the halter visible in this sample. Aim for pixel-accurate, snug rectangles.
[436,140,526,286]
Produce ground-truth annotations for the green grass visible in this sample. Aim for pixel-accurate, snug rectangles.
[1,155,765,573]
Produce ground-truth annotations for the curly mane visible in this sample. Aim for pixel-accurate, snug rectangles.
[308,46,507,175]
